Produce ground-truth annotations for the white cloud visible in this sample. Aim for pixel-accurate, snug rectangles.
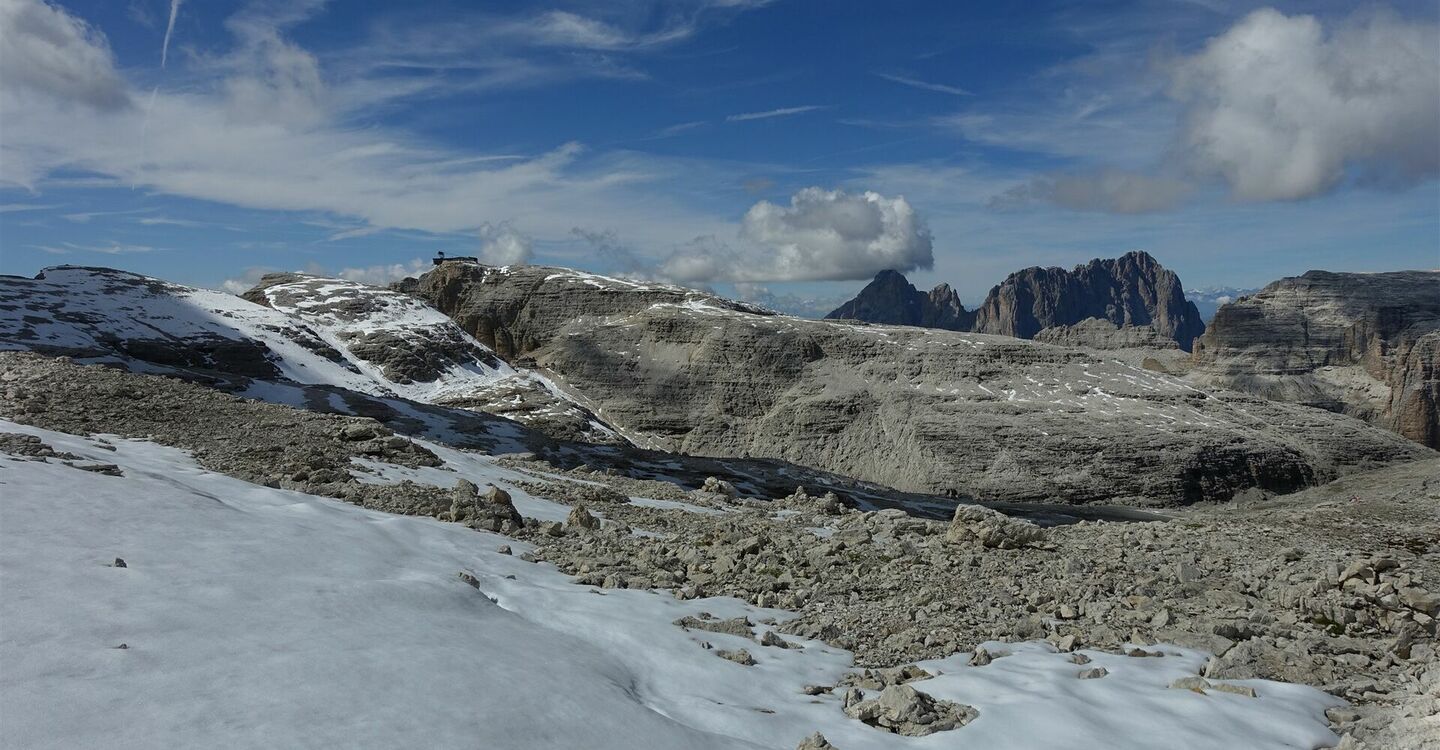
[0,0,731,251]
[478,222,533,265]
[0,0,132,111]
[659,187,934,282]
[726,105,826,122]
[1169,8,1439,201]
[219,267,272,295]
[30,240,156,255]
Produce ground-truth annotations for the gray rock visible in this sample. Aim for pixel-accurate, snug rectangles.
[1034,318,1181,351]
[566,503,600,531]
[716,648,756,666]
[1170,676,1212,692]
[946,505,1045,549]
[825,270,973,330]
[827,252,1204,350]
[1191,269,1440,448]
[842,684,977,737]
[796,732,836,750]
[701,476,739,498]
[405,262,1432,506]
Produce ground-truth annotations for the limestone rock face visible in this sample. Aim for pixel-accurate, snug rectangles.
[824,252,1206,351]
[824,270,973,330]
[1191,270,1440,448]
[393,262,769,359]
[1033,318,1180,351]
[406,263,1433,505]
[971,251,1206,350]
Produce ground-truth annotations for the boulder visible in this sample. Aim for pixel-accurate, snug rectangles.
[842,684,977,737]
[945,505,1046,549]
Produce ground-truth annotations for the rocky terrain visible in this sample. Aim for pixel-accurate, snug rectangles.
[824,270,973,330]
[1191,270,1440,449]
[1,350,1434,749]
[825,251,1207,350]
[406,261,1432,506]
[970,251,1206,349]
[0,266,618,444]
[1033,317,1181,351]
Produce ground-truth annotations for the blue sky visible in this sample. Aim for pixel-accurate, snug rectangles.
[1,0,1436,312]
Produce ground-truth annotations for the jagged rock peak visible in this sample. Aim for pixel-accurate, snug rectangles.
[824,270,973,330]
[971,250,1206,351]
[824,253,1206,350]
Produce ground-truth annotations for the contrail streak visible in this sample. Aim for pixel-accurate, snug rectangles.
[161,0,183,68]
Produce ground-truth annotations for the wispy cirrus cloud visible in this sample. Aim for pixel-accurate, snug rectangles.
[30,241,156,255]
[875,72,970,96]
[0,0,736,255]
[725,105,826,122]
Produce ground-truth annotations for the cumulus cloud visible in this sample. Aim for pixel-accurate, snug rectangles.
[478,222,533,265]
[219,266,276,295]
[987,8,1439,213]
[990,171,1193,214]
[658,188,934,283]
[0,0,131,111]
[1171,8,1439,201]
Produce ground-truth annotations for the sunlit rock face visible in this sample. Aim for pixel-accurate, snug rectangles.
[1192,270,1440,449]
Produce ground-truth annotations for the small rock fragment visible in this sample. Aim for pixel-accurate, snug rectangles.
[566,503,600,531]
[717,648,756,666]
[1210,683,1257,698]
[1170,676,1211,693]
[796,732,836,750]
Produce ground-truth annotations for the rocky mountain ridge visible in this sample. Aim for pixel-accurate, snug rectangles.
[1191,269,1440,449]
[0,266,617,444]
[825,251,1207,351]
[405,261,1432,506]
[824,270,974,330]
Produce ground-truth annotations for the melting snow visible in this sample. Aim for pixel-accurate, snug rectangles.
[0,421,1343,750]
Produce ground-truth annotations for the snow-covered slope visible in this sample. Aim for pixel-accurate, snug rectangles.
[0,421,1344,749]
[247,272,618,443]
[0,266,380,390]
[0,266,618,444]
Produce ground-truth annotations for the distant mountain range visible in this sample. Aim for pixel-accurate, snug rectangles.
[826,251,1207,351]
[1185,286,1261,321]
